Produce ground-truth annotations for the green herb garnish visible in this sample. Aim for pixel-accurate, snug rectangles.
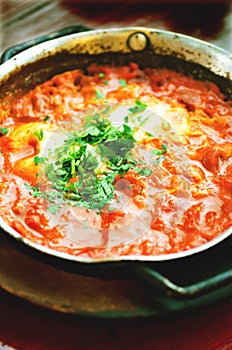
[95,91,105,100]
[0,127,8,136]
[151,144,167,156]
[135,167,153,176]
[128,99,147,114]
[44,115,138,210]
[102,106,110,115]
[119,79,127,87]
[48,204,60,214]
[124,116,129,124]
[26,111,165,212]
[24,183,43,197]
[34,129,44,141]
[24,183,31,191]
[34,156,44,165]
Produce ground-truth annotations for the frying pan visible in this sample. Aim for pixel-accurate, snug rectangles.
[0,26,232,302]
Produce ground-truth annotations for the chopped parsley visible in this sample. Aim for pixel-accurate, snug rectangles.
[95,90,105,100]
[119,79,127,87]
[0,127,8,136]
[135,167,153,176]
[124,116,129,124]
[24,183,31,191]
[48,204,60,214]
[42,114,138,210]
[34,156,44,165]
[102,106,110,115]
[34,129,44,141]
[151,144,167,164]
[128,99,147,114]
[25,110,167,212]
[151,144,167,156]
[24,183,43,197]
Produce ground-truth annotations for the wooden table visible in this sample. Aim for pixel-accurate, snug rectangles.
[1,1,232,349]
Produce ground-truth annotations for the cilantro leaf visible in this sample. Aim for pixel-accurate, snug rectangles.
[95,90,105,100]
[34,156,44,165]
[151,143,167,156]
[28,111,158,211]
[34,129,44,141]
[135,167,153,176]
[48,205,60,214]
[128,99,147,114]
[0,127,8,136]
[119,79,127,87]
[124,116,129,124]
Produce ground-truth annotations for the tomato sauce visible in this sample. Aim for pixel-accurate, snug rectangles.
[0,62,231,259]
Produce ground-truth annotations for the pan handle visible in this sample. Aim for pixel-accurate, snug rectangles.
[0,25,91,63]
[130,264,232,300]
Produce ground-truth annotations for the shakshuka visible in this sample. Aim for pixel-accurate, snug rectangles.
[0,62,231,258]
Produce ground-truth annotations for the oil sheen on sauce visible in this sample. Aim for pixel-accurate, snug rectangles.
[0,62,231,259]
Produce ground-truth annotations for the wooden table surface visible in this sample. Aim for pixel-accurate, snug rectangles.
[1,1,232,349]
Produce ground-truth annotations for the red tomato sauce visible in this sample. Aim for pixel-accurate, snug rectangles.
[0,62,231,259]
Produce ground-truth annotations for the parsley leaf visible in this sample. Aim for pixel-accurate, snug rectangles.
[0,127,8,136]
[119,79,127,87]
[95,91,105,100]
[28,111,158,211]
[135,167,153,176]
[48,205,60,214]
[151,144,167,156]
[128,99,147,114]
[124,116,129,124]
[34,129,44,141]
[24,183,43,197]
[34,156,44,165]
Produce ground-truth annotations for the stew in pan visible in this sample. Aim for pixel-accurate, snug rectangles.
[0,62,231,259]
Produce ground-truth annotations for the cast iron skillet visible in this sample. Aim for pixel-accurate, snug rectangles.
[0,26,232,302]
